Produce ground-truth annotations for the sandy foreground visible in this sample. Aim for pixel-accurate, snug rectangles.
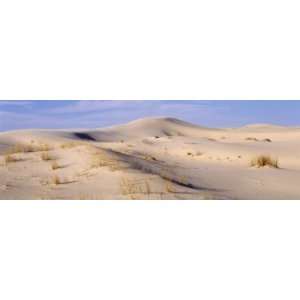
[0,117,300,200]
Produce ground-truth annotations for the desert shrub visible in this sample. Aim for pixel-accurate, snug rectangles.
[187,152,193,156]
[250,155,279,168]
[263,138,272,142]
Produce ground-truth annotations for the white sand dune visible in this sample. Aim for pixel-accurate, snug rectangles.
[0,117,300,199]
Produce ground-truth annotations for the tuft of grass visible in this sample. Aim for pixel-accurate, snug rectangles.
[91,152,123,171]
[263,138,272,142]
[60,141,84,149]
[166,181,177,193]
[144,155,157,161]
[51,175,75,185]
[187,152,193,156]
[250,155,279,168]
[51,161,60,170]
[4,154,19,164]
[53,175,61,185]
[245,137,258,141]
[41,152,53,161]
[5,143,51,154]
[120,178,151,197]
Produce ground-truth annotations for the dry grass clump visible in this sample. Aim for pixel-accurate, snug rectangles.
[250,155,279,168]
[195,151,203,156]
[60,141,84,149]
[52,175,74,185]
[207,137,216,141]
[41,152,53,161]
[245,137,258,141]
[53,175,61,185]
[51,161,61,170]
[166,181,177,193]
[144,155,157,161]
[4,154,19,164]
[120,178,151,196]
[5,143,51,154]
[263,138,272,142]
[91,152,123,171]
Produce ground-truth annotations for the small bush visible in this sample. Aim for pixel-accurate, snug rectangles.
[263,138,272,142]
[250,155,279,168]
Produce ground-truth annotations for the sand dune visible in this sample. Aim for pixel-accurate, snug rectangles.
[0,117,300,199]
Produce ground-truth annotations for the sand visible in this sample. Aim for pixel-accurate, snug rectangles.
[0,117,300,199]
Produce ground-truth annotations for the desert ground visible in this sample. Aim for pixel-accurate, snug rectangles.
[0,117,300,200]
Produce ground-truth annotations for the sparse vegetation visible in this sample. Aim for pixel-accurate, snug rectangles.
[5,143,51,154]
[4,154,19,164]
[60,141,84,149]
[246,137,258,141]
[91,152,123,171]
[120,178,151,196]
[41,152,53,161]
[250,155,279,168]
[166,181,177,193]
[144,155,157,161]
[263,138,272,142]
[51,161,60,170]
[53,175,61,185]
[52,175,74,185]
[187,152,193,156]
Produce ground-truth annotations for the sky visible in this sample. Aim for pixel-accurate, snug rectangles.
[0,100,300,132]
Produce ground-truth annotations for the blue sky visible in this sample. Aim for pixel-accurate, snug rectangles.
[0,100,299,131]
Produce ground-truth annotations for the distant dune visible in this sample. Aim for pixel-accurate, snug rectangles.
[1,117,300,199]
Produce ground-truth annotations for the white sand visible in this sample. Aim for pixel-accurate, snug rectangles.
[0,117,300,199]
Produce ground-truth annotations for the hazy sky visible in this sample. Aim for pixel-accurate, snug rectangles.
[0,100,299,131]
